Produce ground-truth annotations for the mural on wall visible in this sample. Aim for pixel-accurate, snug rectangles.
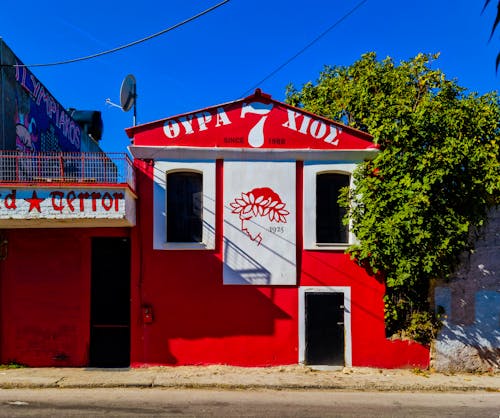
[15,109,38,152]
[223,161,296,286]
[230,187,289,246]
[14,64,81,152]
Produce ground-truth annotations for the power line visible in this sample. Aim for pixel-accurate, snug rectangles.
[241,0,368,97]
[12,0,230,68]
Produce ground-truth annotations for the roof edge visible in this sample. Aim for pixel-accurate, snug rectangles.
[128,145,379,162]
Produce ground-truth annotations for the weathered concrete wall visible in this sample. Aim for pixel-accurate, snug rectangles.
[433,208,500,372]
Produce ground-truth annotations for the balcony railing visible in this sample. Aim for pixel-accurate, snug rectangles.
[0,151,135,191]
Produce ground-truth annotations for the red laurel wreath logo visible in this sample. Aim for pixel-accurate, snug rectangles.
[230,187,289,245]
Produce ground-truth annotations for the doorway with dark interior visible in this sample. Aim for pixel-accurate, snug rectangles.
[304,292,345,366]
[89,237,130,367]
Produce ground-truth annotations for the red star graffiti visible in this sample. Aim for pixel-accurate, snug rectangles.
[24,190,45,213]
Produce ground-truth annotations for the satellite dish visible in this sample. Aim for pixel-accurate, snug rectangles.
[119,74,137,125]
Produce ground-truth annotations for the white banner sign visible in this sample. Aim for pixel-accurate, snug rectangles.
[223,161,296,285]
[0,188,128,220]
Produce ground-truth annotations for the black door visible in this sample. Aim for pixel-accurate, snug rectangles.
[305,292,345,366]
[89,237,130,367]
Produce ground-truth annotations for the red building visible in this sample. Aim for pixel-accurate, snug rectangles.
[0,89,429,368]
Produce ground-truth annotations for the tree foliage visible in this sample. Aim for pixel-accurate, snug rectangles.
[286,53,500,343]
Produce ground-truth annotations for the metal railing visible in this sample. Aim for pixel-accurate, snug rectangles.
[0,151,135,191]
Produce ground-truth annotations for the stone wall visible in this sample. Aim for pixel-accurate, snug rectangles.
[433,208,500,372]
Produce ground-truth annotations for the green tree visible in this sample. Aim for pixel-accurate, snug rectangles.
[286,53,500,343]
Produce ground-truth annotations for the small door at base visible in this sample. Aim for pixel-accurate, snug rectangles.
[305,292,344,366]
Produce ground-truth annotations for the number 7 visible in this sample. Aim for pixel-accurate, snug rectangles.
[241,102,274,148]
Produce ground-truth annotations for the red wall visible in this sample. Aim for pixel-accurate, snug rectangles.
[130,161,298,366]
[300,251,429,368]
[0,160,429,368]
[130,160,429,368]
[0,227,129,367]
[296,163,428,368]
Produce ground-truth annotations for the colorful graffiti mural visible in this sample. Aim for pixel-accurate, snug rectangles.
[14,64,81,152]
[15,110,38,152]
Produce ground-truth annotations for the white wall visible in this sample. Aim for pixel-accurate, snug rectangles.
[433,208,500,372]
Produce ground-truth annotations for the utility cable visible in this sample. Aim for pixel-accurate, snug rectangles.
[241,0,368,97]
[11,0,230,68]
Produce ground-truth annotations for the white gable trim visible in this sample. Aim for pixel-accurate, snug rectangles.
[129,146,378,162]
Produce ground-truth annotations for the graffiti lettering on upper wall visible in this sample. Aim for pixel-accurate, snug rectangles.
[0,189,125,217]
[15,64,81,152]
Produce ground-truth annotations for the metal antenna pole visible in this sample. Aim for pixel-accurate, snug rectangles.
[133,82,137,127]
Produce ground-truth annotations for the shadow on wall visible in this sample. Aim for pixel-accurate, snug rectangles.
[301,251,430,368]
[221,197,296,286]
[301,251,386,324]
[434,287,500,372]
[433,208,500,372]
[138,248,294,365]
[222,237,271,284]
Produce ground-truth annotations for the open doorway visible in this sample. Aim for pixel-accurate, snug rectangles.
[89,237,130,367]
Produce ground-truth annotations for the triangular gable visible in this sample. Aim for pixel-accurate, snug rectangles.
[126,90,376,151]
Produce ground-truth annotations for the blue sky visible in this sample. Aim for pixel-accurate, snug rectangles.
[1,0,498,153]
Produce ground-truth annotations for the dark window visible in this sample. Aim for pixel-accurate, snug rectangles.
[316,173,349,244]
[167,171,203,242]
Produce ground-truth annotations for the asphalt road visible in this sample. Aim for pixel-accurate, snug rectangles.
[0,388,498,417]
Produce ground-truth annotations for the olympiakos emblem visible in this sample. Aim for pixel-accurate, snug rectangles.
[230,187,289,245]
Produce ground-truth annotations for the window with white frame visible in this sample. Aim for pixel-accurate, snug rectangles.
[303,162,356,250]
[166,171,203,243]
[316,172,349,244]
[153,161,216,250]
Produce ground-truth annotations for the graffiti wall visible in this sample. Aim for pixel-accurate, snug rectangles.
[0,186,136,228]
[13,65,81,152]
[0,39,82,153]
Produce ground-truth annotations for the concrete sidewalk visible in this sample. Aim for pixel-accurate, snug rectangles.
[0,366,498,392]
